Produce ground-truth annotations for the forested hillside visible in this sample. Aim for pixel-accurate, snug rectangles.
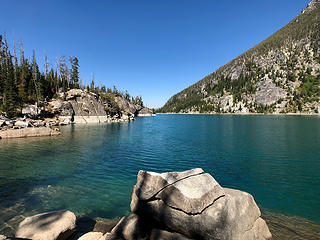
[0,35,144,118]
[160,0,320,114]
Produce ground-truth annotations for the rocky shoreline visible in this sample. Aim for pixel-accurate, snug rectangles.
[0,89,155,140]
[157,112,320,116]
[0,169,273,240]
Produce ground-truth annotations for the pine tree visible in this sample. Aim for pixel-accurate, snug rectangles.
[31,49,41,112]
[0,35,3,96]
[18,41,28,104]
[2,39,18,118]
[58,56,69,92]
[70,57,79,88]
[90,73,95,92]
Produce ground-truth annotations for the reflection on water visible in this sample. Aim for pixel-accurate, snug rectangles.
[0,115,320,238]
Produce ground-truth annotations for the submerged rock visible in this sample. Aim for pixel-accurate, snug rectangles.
[15,210,76,240]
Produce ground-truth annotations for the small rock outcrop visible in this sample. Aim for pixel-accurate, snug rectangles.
[50,89,109,124]
[15,210,76,240]
[48,89,153,125]
[137,107,154,116]
[114,97,143,116]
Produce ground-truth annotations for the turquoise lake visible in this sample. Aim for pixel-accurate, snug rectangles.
[0,114,320,234]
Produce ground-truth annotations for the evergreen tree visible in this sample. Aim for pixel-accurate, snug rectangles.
[58,56,69,92]
[0,33,142,118]
[0,35,3,95]
[90,74,95,92]
[2,40,18,117]
[70,57,79,88]
[17,42,28,104]
[31,50,41,111]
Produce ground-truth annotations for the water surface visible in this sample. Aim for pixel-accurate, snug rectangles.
[0,115,319,235]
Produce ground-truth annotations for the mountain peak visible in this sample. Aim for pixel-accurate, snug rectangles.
[302,0,320,13]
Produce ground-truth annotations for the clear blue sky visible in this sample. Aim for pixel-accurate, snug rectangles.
[0,0,310,108]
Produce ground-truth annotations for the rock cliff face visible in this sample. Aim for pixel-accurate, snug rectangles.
[0,89,153,139]
[49,89,111,124]
[160,1,320,114]
[47,89,152,124]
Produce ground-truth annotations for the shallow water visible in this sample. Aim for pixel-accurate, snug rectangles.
[0,115,319,237]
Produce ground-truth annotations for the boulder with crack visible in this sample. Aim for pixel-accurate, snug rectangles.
[130,168,272,240]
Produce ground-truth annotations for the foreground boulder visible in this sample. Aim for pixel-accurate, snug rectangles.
[130,168,272,240]
[15,210,76,240]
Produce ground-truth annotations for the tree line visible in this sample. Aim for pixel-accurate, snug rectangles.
[0,34,143,118]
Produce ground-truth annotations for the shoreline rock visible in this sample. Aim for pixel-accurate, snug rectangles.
[0,89,155,139]
[9,169,272,240]
[130,169,271,240]
[2,209,319,239]
[0,126,60,139]
[15,210,76,240]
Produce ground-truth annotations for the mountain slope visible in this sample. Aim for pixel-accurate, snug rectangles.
[160,0,320,114]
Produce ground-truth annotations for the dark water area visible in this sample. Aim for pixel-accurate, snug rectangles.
[0,115,319,238]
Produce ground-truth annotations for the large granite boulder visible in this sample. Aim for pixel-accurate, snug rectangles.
[15,210,76,240]
[114,97,142,116]
[65,89,86,101]
[22,104,38,117]
[137,108,154,116]
[14,120,30,128]
[48,89,110,124]
[130,169,272,240]
[66,90,109,124]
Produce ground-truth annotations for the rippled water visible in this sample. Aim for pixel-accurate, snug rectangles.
[0,115,320,236]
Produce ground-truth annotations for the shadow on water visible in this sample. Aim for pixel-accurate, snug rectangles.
[262,209,320,240]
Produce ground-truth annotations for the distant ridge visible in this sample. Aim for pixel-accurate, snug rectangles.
[160,1,320,114]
